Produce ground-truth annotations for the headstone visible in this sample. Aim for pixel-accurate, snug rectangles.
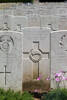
[40,15,59,31]
[14,7,25,16]
[51,15,59,31]
[58,15,67,30]
[0,31,23,91]
[0,15,12,31]
[27,15,40,27]
[0,15,4,30]
[40,15,51,28]
[51,15,67,30]
[51,30,67,88]
[54,7,67,16]
[23,27,51,91]
[10,15,28,31]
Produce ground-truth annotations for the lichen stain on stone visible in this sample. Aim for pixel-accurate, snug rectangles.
[23,80,50,92]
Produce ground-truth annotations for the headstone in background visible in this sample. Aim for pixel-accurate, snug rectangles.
[58,16,67,30]
[0,15,12,31]
[40,15,59,31]
[27,15,40,27]
[0,15,4,30]
[10,16,28,31]
[51,15,67,30]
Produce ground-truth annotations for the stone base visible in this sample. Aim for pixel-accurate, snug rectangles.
[23,79,50,93]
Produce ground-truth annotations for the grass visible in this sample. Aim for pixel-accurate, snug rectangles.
[0,88,34,100]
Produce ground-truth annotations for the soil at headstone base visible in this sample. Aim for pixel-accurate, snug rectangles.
[23,80,50,92]
[23,80,50,99]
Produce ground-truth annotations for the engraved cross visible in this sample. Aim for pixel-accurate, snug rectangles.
[23,41,49,79]
[0,65,11,85]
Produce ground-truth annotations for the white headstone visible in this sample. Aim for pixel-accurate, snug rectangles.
[10,15,28,31]
[27,15,40,27]
[40,15,51,28]
[51,15,67,30]
[58,16,67,30]
[51,30,67,88]
[0,31,23,91]
[0,15,4,30]
[0,15,12,31]
[23,27,51,91]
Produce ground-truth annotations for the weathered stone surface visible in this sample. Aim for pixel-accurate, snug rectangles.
[0,15,28,31]
[23,27,51,91]
[11,16,28,31]
[0,31,23,91]
[27,15,40,27]
[0,2,67,91]
[58,16,67,30]
[51,30,67,88]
